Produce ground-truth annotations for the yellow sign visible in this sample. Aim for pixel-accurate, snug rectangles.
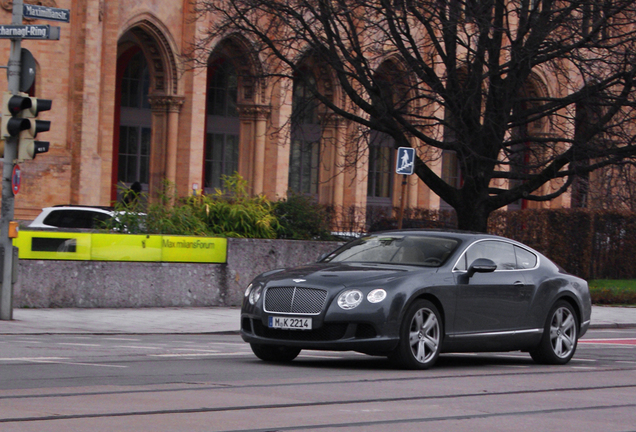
[14,231,92,260]
[14,231,227,263]
[91,234,162,262]
[161,236,227,263]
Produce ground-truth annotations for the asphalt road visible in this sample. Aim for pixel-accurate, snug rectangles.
[1,329,635,431]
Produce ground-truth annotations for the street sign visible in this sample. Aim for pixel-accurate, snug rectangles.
[23,4,70,23]
[11,164,20,194]
[396,147,415,175]
[0,24,60,40]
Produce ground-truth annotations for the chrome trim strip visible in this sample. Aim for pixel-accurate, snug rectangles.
[452,238,541,273]
[448,328,543,338]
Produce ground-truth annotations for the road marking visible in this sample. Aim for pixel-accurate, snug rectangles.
[57,343,101,347]
[0,357,68,362]
[29,359,128,368]
[0,356,127,368]
[113,345,164,350]
[149,352,251,357]
[580,338,636,346]
[173,348,220,352]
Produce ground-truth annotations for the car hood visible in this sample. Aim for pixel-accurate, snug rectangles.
[255,262,437,289]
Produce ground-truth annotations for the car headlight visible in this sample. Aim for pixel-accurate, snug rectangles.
[244,283,253,297]
[338,289,363,310]
[249,285,263,305]
[367,289,387,303]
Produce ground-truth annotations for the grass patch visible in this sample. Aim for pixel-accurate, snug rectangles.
[589,280,636,306]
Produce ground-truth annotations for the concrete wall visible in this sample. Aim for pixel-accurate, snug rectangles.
[14,239,341,308]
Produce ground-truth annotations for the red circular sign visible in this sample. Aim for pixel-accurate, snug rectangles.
[11,164,21,195]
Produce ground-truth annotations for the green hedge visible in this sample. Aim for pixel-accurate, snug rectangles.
[488,209,636,280]
[361,207,636,280]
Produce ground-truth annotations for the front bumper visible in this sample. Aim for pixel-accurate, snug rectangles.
[240,314,399,354]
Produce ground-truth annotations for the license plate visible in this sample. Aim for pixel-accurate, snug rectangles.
[268,316,312,330]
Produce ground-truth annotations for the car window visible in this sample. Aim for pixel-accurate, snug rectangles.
[323,235,459,266]
[455,240,517,271]
[43,210,112,229]
[514,245,537,269]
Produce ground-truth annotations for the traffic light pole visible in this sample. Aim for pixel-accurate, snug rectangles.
[0,0,23,320]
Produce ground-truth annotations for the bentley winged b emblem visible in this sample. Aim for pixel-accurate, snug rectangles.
[292,279,306,283]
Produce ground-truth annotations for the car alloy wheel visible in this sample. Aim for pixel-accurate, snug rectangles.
[530,300,578,365]
[389,299,442,369]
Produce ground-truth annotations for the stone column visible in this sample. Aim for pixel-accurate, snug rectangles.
[238,104,271,196]
[148,95,185,199]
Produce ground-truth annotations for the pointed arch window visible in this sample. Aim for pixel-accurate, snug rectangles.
[118,50,151,188]
[289,69,321,195]
[205,60,240,192]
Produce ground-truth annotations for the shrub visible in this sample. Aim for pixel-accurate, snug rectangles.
[106,175,279,238]
[274,192,334,240]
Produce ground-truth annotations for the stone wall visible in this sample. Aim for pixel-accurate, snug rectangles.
[13,238,341,308]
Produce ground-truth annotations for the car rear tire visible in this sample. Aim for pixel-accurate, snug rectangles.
[250,343,301,362]
[530,300,579,365]
[389,299,442,370]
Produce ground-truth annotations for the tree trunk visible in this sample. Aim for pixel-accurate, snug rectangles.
[454,202,491,233]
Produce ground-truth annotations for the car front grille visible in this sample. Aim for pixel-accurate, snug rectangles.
[264,286,327,315]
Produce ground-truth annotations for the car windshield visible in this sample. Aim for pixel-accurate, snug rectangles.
[322,235,460,267]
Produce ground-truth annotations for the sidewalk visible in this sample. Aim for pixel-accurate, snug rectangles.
[0,306,634,335]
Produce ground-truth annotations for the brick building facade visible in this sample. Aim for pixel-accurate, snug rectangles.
[1,0,573,225]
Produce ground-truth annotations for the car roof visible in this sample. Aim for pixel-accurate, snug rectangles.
[47,205,114,212]
[366,228,489,239]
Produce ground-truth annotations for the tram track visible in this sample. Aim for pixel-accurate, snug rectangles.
[2,381,636,424]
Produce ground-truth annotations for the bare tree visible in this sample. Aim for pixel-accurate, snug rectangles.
[192,0,636,232]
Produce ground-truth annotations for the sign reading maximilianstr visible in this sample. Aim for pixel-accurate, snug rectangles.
[23,4,70,23]
[0,24,60,40]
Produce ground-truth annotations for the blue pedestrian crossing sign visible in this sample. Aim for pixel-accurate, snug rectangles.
[396,147,415,175]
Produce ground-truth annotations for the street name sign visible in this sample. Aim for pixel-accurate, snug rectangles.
[23,4,70,23]
[0,24,60,40]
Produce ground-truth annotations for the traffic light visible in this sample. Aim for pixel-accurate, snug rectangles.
[0,91,52,161]
[1,92,31,139]
[18,95,51,161]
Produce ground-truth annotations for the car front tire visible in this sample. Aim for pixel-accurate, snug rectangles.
[389,299,443,370]
[250,343,301,362]
[530,300,579,365]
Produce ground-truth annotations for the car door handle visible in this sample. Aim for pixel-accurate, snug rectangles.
[513,281,524,286]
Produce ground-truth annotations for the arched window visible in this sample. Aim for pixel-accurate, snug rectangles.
[205,60,240,192]
[367,67,397,219]
[118,50,151,191]
[289,70,321,195]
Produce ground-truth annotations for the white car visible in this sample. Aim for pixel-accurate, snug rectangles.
[29,206,116,229]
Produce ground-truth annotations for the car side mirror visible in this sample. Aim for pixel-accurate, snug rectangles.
[318,252,329,262]
[467,258,497,278]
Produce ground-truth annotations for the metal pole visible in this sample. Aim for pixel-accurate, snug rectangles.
[0,0,23,320]
[397,174,407,230]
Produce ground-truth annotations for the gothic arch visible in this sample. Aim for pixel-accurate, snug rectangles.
[120,15,180,96]
[208,34,266,105]
[111,15,184,202]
